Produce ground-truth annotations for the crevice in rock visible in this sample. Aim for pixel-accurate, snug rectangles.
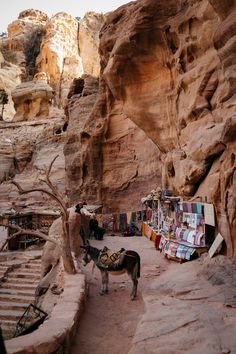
[193,149,225,193]
[23,28,45,81]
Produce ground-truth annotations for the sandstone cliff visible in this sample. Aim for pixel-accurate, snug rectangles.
[1,9,48,79]
[36,12,83,107]
[79,12,105,77]
[0,10,103,209]
[0,3,235,259]
[0,50,22,121]
[0,117,67,210]
[64,0,236,259]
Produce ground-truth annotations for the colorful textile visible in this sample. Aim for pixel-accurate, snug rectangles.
[183,230,189,241]
[195,232,205,246]
[185,247,195,260]
[147,209,152,221]
[126,212,132,225]
[187,230,195,245]
[137,211,142,221]
[175,227,182,240]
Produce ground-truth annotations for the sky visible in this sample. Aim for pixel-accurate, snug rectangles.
[0,0,131,32]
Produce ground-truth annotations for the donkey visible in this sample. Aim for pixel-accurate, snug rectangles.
[80,242,141,300]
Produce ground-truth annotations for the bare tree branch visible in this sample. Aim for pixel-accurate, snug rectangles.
[0,224,60,250]
[11,180,67,216]
[47,155,59,178]
[8,155,76,274]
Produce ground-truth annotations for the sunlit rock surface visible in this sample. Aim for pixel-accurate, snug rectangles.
[36,12,83,107]
[79,12,105,77]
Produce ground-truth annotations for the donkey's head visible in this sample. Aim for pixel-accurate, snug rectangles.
[80,240,92,266]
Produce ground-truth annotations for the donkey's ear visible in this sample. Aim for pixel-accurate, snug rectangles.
[86,239,90,245]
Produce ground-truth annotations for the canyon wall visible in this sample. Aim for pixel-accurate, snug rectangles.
[0,3,235,258]
[36,12,83,107]
[0,10,104,209]
[65,0,236,258]
[79,12,105,77]
[64,75,161,212]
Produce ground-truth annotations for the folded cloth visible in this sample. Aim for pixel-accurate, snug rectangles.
[187,230,195,244]
[183,230,189,241]
[185,247,195,260]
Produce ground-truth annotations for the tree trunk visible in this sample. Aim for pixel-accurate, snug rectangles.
[61,238,76,274]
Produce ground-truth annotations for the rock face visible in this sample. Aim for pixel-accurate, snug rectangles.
[2,9,48,79]
[0,9,104,210]
[0,9,48,121]
[0,116,67,209]
[96,0,236,258]
[11,80,54,121]
[64,0,236,258]
[0,51,22,121]
[36,12,83,107]
[64,75,161,212]
[79,12,105,77]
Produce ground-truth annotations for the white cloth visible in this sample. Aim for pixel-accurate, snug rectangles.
[80,207,94,217]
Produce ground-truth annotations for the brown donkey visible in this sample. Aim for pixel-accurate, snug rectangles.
[81,241,141,300]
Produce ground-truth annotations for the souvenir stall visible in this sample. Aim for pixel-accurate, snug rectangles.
[0,210,59,250]
[159,200,215,262]
[0,212,33,250]
[95,210,144,236]
[141,187,166,248]
[31,211,60,234]
[141,188,215,262]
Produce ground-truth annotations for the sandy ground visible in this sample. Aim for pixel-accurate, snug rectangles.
[70,235,168,354]
[70,235,236,354]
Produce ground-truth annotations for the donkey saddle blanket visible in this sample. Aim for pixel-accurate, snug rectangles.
[98,246,125,267]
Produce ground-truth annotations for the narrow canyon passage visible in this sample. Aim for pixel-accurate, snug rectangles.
[70,236,167,354]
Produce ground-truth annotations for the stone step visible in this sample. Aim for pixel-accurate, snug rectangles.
[28,260,41,264]
[0,288,36,297]
[6,278,39,286]
[0,309,24,321]
[8,272,37,279]
[0,301,28,311]
[3,283,37,291]
[0,292,34,303]
[19,266,41,272]
[0,319,17,329]
[0,265,9,270]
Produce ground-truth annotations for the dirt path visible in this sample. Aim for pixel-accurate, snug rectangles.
[70,235,168,354]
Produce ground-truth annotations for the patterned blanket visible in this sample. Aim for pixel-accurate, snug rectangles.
[98,246,125,267]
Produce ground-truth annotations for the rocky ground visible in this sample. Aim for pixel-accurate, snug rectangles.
[71,235,236,354]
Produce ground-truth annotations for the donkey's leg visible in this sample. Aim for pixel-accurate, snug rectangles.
[100,270,109,295]
[129,263,139,300]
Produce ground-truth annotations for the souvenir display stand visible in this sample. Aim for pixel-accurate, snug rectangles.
[159,200,215,262]
[141,189,215,262]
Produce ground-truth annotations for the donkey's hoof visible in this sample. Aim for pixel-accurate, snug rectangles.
[99,291,105,296]
[104,289,109,294]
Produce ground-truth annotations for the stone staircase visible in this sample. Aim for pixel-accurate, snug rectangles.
[0,257,41,339]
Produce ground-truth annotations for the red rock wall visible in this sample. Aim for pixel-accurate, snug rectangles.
[64,75,161,212]
[65,0,236,259]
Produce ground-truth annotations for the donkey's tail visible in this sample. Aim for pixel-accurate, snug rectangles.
[137,255,141,278]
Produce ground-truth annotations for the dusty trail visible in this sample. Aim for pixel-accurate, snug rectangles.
[70,235,168,354]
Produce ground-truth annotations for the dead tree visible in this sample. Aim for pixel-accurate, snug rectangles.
[7,155,76,274]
